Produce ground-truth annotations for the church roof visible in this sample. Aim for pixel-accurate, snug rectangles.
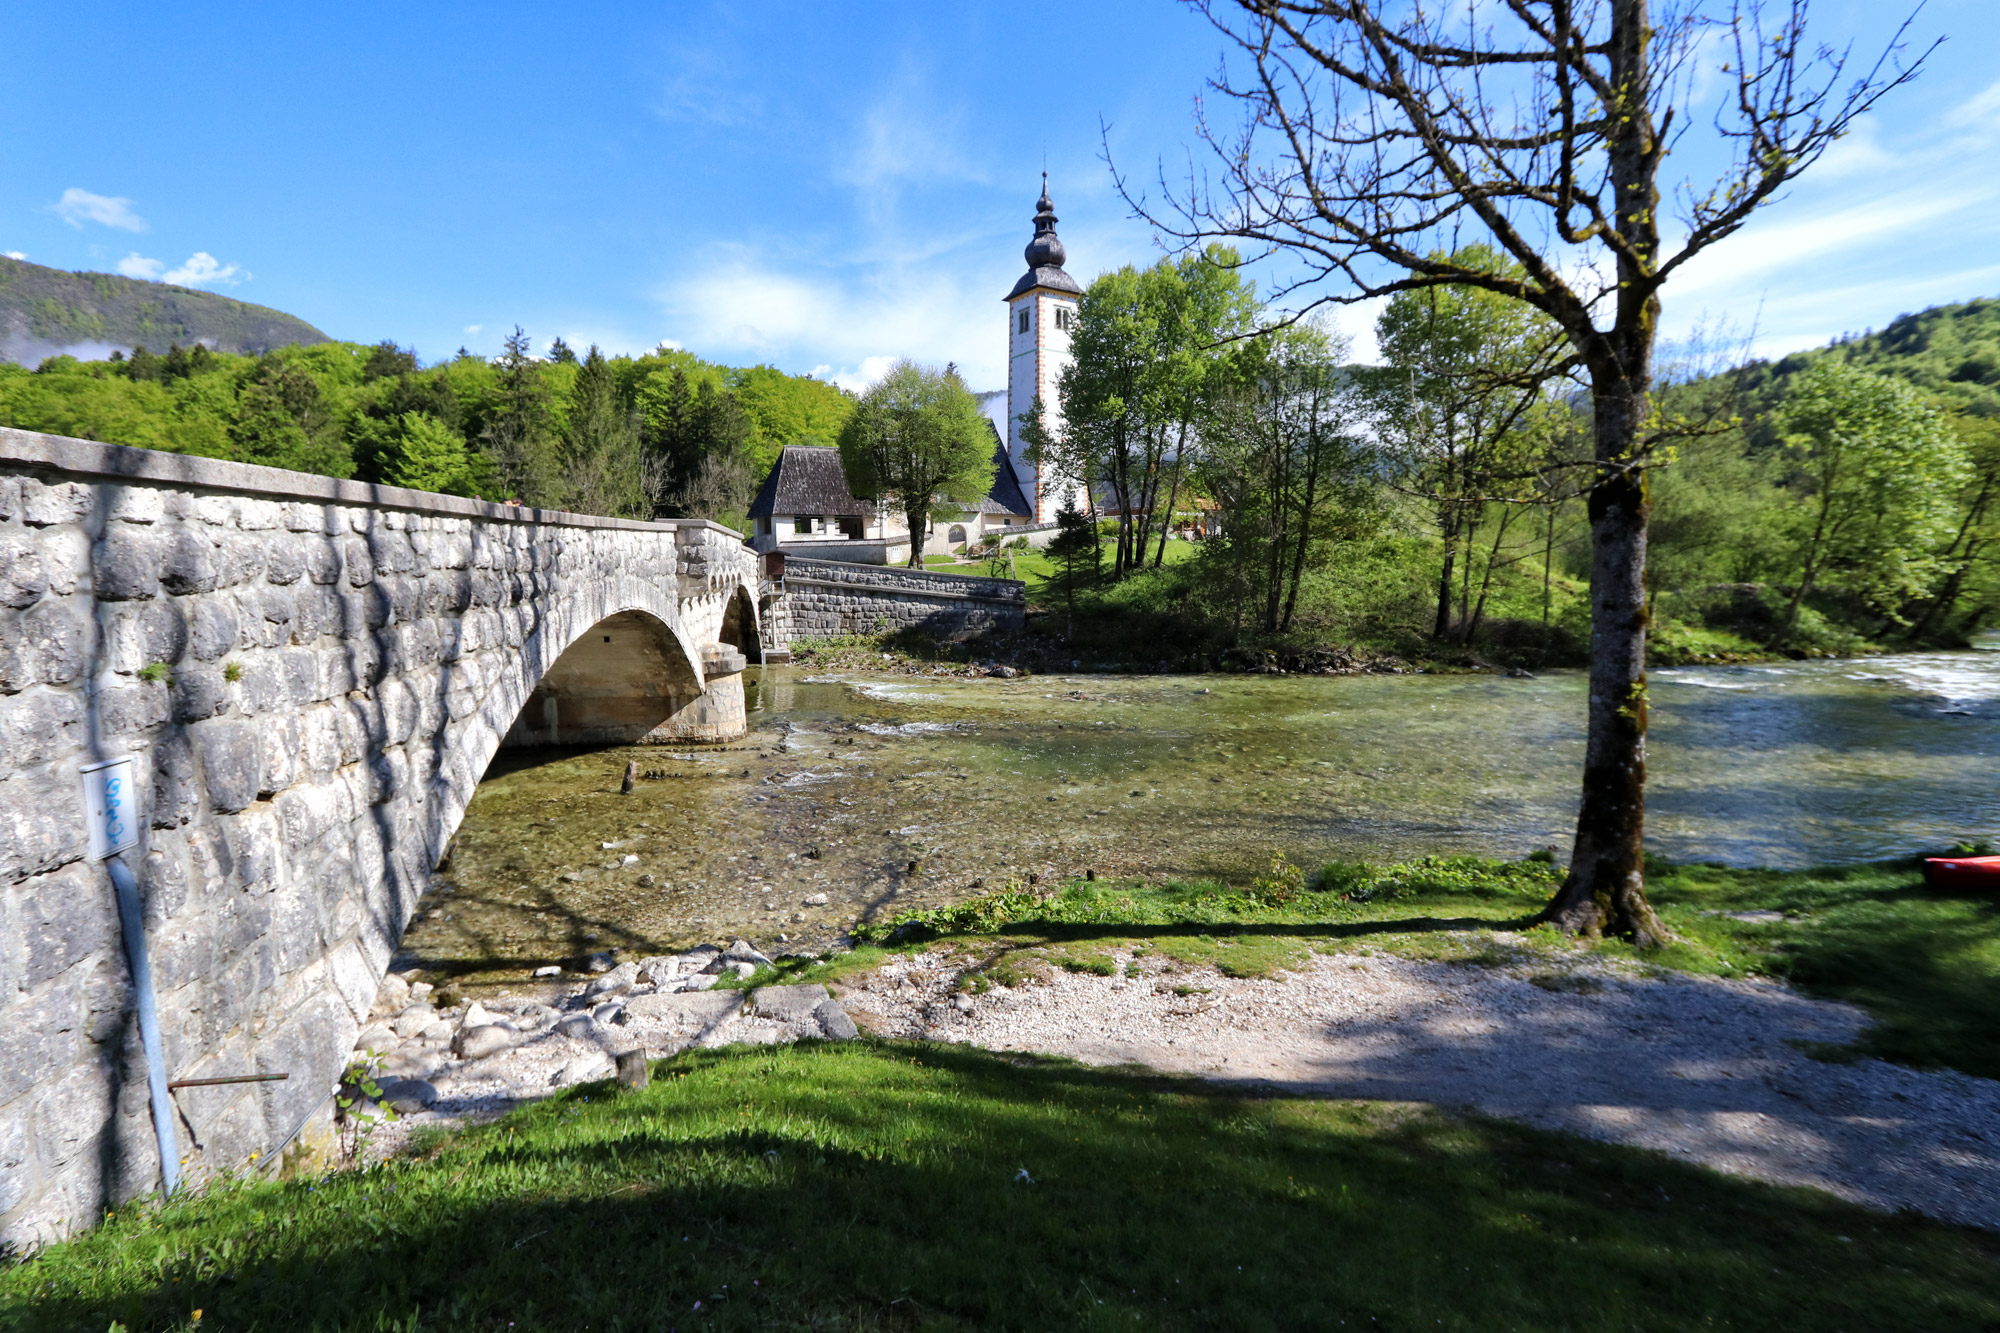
[1006,176,1081,300]
[1007,265,1083,300]
[746,430,1033,520]
[979,421,1033,517]
[746,445,870,518]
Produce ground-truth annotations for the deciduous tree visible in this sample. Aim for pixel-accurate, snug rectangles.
[837,360,995,568]
[1136,0,1928,942]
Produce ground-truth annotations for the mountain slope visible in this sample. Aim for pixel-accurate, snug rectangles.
[0,256,328,365]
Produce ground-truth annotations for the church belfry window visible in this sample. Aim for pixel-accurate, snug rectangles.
[1055,306,1074,331]
[1018,309,1030,334]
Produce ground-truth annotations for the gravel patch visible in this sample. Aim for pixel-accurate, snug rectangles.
[839,945,2000,1231]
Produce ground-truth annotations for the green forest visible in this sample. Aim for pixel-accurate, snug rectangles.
[1021,262,2000,668]
[0,328,854,532]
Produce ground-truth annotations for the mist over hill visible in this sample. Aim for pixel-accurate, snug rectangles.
[0,256,328,365]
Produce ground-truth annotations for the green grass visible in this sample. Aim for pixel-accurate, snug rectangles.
[8,1041,1997,1332]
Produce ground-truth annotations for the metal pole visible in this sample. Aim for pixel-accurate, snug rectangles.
[107,855,179,1197]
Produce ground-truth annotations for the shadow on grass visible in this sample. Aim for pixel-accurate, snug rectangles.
[9,1042,1998,1332]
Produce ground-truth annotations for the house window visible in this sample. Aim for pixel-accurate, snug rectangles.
[1017,309,1030,334]
[794,515,821,535]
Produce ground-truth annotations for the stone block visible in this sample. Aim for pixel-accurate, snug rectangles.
[237,499,280,531]
[0,476,16,521]
[193,718,260,811]
[90,527,155,602]
[0,1107,35,1216]
[222,808,284,893]
[187,599,241,662]
[262,536,305,586]
[138,844,191,926]
[748,984,830,1023]
[105,600,187,677]
[159,527,219,596]
[253,713,302,794]
[19,861,115,988]
[21,480,93,528]
[95,681,166,739]
[253,587,295,646]
[305,538,342,586]
[0,775,84,882]
[151,731,199,828]
[194,495,238,526]
[0,689,80,768]
[170,667,229,724]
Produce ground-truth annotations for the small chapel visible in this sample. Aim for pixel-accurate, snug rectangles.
[746,178,1081,563]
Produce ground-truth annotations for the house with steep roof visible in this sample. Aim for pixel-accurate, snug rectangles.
[747,426,1037,564]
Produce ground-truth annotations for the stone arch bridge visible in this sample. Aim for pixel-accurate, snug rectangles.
[0,427,776,1247]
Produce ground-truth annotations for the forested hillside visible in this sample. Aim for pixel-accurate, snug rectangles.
[0,256,327,365]
[0,329,853,531]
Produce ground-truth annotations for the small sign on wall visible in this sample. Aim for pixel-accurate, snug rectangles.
[81,757,139,860]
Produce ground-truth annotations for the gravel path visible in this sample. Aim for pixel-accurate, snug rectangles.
[838,945,2000,1232]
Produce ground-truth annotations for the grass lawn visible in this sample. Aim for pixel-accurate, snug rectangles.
[9,1039,1998,1332]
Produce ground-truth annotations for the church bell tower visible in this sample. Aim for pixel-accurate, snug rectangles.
[1004,176,1082,522]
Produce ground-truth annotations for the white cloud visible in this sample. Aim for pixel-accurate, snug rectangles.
[830,355,899,393]
[463,323,482,335]
[55,188,148,232]
[3,251,24,261]
[1946,79,2000,132]
[115,251,241,288]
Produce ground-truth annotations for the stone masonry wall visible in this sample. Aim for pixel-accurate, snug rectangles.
[776,557,1025,644]
[0,427,760,1250]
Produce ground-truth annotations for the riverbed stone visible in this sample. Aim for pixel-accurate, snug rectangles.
[452,1024,518,1060]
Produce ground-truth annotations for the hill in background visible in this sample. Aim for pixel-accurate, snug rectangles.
[0,255,328,366]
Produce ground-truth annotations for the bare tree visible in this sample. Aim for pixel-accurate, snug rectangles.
[1130,0,1927,943]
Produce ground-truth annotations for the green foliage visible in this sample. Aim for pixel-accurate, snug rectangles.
[135,662,171,685]
[379,412,485,497]
[837,359,994,566]
[1769,360,1968,640]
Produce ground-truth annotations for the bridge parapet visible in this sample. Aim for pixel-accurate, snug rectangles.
[0,427,760,1248]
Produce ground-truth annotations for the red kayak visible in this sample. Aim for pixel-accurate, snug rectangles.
[1924,856,2000,890]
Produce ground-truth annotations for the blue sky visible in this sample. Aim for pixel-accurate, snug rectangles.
[4,0,1996,389]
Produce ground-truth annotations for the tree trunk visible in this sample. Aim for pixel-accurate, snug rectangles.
[906,504,927,568]
[1541,381,1667,946]
[1433,509,1459,640]
[1542,500,1558,625]
[1463,503,1517,644]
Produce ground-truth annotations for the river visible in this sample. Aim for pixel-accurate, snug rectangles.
[396,641,2000,981]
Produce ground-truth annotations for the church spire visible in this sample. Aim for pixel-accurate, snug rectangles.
[1023,172,1067,270]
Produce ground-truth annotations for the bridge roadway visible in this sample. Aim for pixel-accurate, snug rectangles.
[0,426,772,1247]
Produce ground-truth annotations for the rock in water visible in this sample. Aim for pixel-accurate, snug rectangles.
[621,760,638,794]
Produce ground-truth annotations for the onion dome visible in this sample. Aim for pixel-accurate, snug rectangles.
[1007,173,1082,300]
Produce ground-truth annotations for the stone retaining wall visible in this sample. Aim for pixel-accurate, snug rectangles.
[775,557,1025,644]
[0,427,761,1249]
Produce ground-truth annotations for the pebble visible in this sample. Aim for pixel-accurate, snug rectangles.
[533,964,562,978]
[803,893,830,907]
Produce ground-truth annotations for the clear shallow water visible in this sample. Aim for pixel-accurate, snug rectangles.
[403,642,2000,979]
